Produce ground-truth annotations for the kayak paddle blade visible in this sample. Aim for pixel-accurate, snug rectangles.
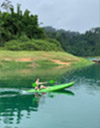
[49,80,55,84]
[32,83,37,87]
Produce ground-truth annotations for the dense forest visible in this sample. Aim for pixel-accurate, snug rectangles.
[44,26,100,56]
[0,0,100,56]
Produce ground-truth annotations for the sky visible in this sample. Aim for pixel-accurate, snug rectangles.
[0,0,100,33]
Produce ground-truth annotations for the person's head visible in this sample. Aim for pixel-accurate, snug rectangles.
[36,78,40,82]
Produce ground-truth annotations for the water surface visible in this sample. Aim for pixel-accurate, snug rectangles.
[0,64,100,128]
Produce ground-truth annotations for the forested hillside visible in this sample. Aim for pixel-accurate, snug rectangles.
[44,26,100,56]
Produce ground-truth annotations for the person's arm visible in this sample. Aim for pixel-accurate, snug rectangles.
[38,82,48,85]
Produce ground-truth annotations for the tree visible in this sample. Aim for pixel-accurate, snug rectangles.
[1,0,13,12]
[0,4,46,46]
[44,26,100,56]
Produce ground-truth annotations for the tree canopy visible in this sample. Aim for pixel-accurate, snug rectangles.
[0,3,45,46]
[44,26,100,56]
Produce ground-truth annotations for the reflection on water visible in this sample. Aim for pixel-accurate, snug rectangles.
[0,94,34,125]
[0,64,100,128]
[0,89,74,127]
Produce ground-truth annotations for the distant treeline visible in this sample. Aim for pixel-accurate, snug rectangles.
[0,1,100,56]
[44,26,100,56]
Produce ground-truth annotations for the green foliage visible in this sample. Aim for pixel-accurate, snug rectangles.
[4,38,63,51]
[44,26,100,56]
[0,4,46,46]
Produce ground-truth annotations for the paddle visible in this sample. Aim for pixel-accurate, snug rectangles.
[32,82,37,87]
[49,80,55,84]
[32,80,55,87]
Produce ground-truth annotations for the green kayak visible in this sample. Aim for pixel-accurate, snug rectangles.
[27,82,74,93]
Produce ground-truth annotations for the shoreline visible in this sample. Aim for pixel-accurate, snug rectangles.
[0,50,94,80]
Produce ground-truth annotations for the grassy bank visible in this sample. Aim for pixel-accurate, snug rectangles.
[0,50,94,80]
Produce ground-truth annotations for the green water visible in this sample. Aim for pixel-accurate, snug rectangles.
[0,64,100,128]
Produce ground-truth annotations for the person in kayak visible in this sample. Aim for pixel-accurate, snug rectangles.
[34,78,48,90]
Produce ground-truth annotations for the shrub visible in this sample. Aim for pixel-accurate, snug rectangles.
[4,39,63,51]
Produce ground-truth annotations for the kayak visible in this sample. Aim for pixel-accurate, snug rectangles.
[27,82,74,93]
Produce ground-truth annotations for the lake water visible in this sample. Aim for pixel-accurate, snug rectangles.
[0,64,100,128]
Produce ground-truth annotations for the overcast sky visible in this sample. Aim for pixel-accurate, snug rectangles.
[0,0,100,33]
